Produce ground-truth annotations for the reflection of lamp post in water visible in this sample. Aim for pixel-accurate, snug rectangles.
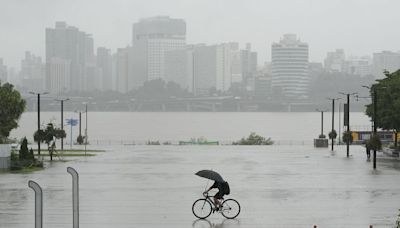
[66,118,78,149]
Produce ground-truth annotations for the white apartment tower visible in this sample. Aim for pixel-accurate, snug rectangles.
[271,34,309,99]
[131,16,186,87]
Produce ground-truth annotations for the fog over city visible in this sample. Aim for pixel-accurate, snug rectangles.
[1,0,400,111]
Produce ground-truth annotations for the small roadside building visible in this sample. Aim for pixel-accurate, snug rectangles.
[0,144,11,170]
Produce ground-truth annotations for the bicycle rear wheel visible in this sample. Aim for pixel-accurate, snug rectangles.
[221,199,240,219]
[192,199,212,219]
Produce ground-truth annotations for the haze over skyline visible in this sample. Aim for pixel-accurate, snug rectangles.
[1,0,400,69]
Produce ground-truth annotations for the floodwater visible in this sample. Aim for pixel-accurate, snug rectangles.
[1,145,400,228]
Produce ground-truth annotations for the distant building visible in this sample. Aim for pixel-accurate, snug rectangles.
[271,34,309,99]
[0,58,7,83]
[165,46,194,92]
[324,49,345,72]
[47,57,71,94]
[344,56,372,76]
[46,21,95,94]
[131,16,186,87]
[97,47,113,91]
[20,51,45,91]
[373,51,400,78]
[254,75,271,98]
[240,43,257,82]
[191,43,242,95]
[115,47,131,93]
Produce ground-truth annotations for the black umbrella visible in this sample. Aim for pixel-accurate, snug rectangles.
[195,170,224,182]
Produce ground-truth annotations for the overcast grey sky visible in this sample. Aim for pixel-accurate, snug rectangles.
[1,0,400,68]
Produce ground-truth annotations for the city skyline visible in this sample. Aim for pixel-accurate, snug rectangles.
[2,0,400,69]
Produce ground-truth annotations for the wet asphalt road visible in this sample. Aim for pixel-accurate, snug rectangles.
[1,145,400,228]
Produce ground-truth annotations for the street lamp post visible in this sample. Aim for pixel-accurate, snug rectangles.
[316,109,328,137]
[362,85,380,169]
[327,98,341,151]
[339,92,357,157]
[55,98,69,151]
[29,91,48,155]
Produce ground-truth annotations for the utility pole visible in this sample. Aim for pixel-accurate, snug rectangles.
[55,98,69,151]
[29,91,48,155]
[373,87,377,169]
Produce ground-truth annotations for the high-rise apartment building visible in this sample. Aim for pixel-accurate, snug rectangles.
[46,22,95,94]
[271,34,309,99]
[373,51,400,78]
[241,43,258,81]
[20,52,45,91]
[131,16,186,87]
[165,46,194,92]
[97,47,113,91]
[0,58,7,83]
[115,47,131,93]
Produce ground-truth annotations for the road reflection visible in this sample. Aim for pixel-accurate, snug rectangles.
[192,218,240,228]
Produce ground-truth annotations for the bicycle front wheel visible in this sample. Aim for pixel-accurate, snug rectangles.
[221,199,241,219]
[192,199,212,219]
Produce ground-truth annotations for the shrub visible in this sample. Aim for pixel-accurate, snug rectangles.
[233,132,273,145]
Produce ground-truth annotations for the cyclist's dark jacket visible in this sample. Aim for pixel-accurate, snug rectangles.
[211,181,224,199]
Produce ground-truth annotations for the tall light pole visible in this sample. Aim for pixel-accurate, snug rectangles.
[29,91,48,155]
[55,98,69,151]
[316,109,328,137]
[339,92,357,157]
[362,85,382,169]
[327,98,341,151]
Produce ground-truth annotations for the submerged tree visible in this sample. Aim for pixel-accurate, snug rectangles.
[0,82,26,143]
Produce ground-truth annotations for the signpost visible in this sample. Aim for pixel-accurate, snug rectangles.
[66,119,78,149]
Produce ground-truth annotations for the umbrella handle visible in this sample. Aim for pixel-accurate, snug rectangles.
[204,179,210,193]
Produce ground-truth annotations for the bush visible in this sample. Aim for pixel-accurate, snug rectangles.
[342,131,353,144]
[366,134,382,151]
[233,132,273,145]
[329,130,337,139]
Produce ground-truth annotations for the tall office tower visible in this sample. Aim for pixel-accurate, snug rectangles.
[271,34,309,99]
[46,21,95,93]
[165,46,194,92]
[115,47,131,93]
[240,43,258,82]
[191,43,241,95]
[47,57,71,94]
[97,47,113,91]
[373,51,400,78]
[20,51,45,91]
[324,49,345,72]
[0,58,7,83]
[131,16,186,87]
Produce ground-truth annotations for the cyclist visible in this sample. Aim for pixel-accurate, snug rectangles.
[204,181,228,211]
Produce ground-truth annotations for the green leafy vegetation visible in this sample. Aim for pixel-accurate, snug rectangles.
[366,70,400,149]
[0,82,26,143]
[10,138,43,171]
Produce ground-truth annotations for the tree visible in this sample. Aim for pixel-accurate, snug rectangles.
[19,137,30,160]
[233,132,273,145]
[34,123,66,160]
[365,70,400,149]
[0,82,26,143]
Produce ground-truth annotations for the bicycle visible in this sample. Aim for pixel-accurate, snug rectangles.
[192,192,241,219]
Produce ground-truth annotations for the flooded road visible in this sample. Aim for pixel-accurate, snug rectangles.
[1,145,400,228]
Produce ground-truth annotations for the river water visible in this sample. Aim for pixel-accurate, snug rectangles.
[2,112,399,228]
[10,112,371,144]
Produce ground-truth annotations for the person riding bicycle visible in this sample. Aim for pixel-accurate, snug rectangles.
[204,181,229,211]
